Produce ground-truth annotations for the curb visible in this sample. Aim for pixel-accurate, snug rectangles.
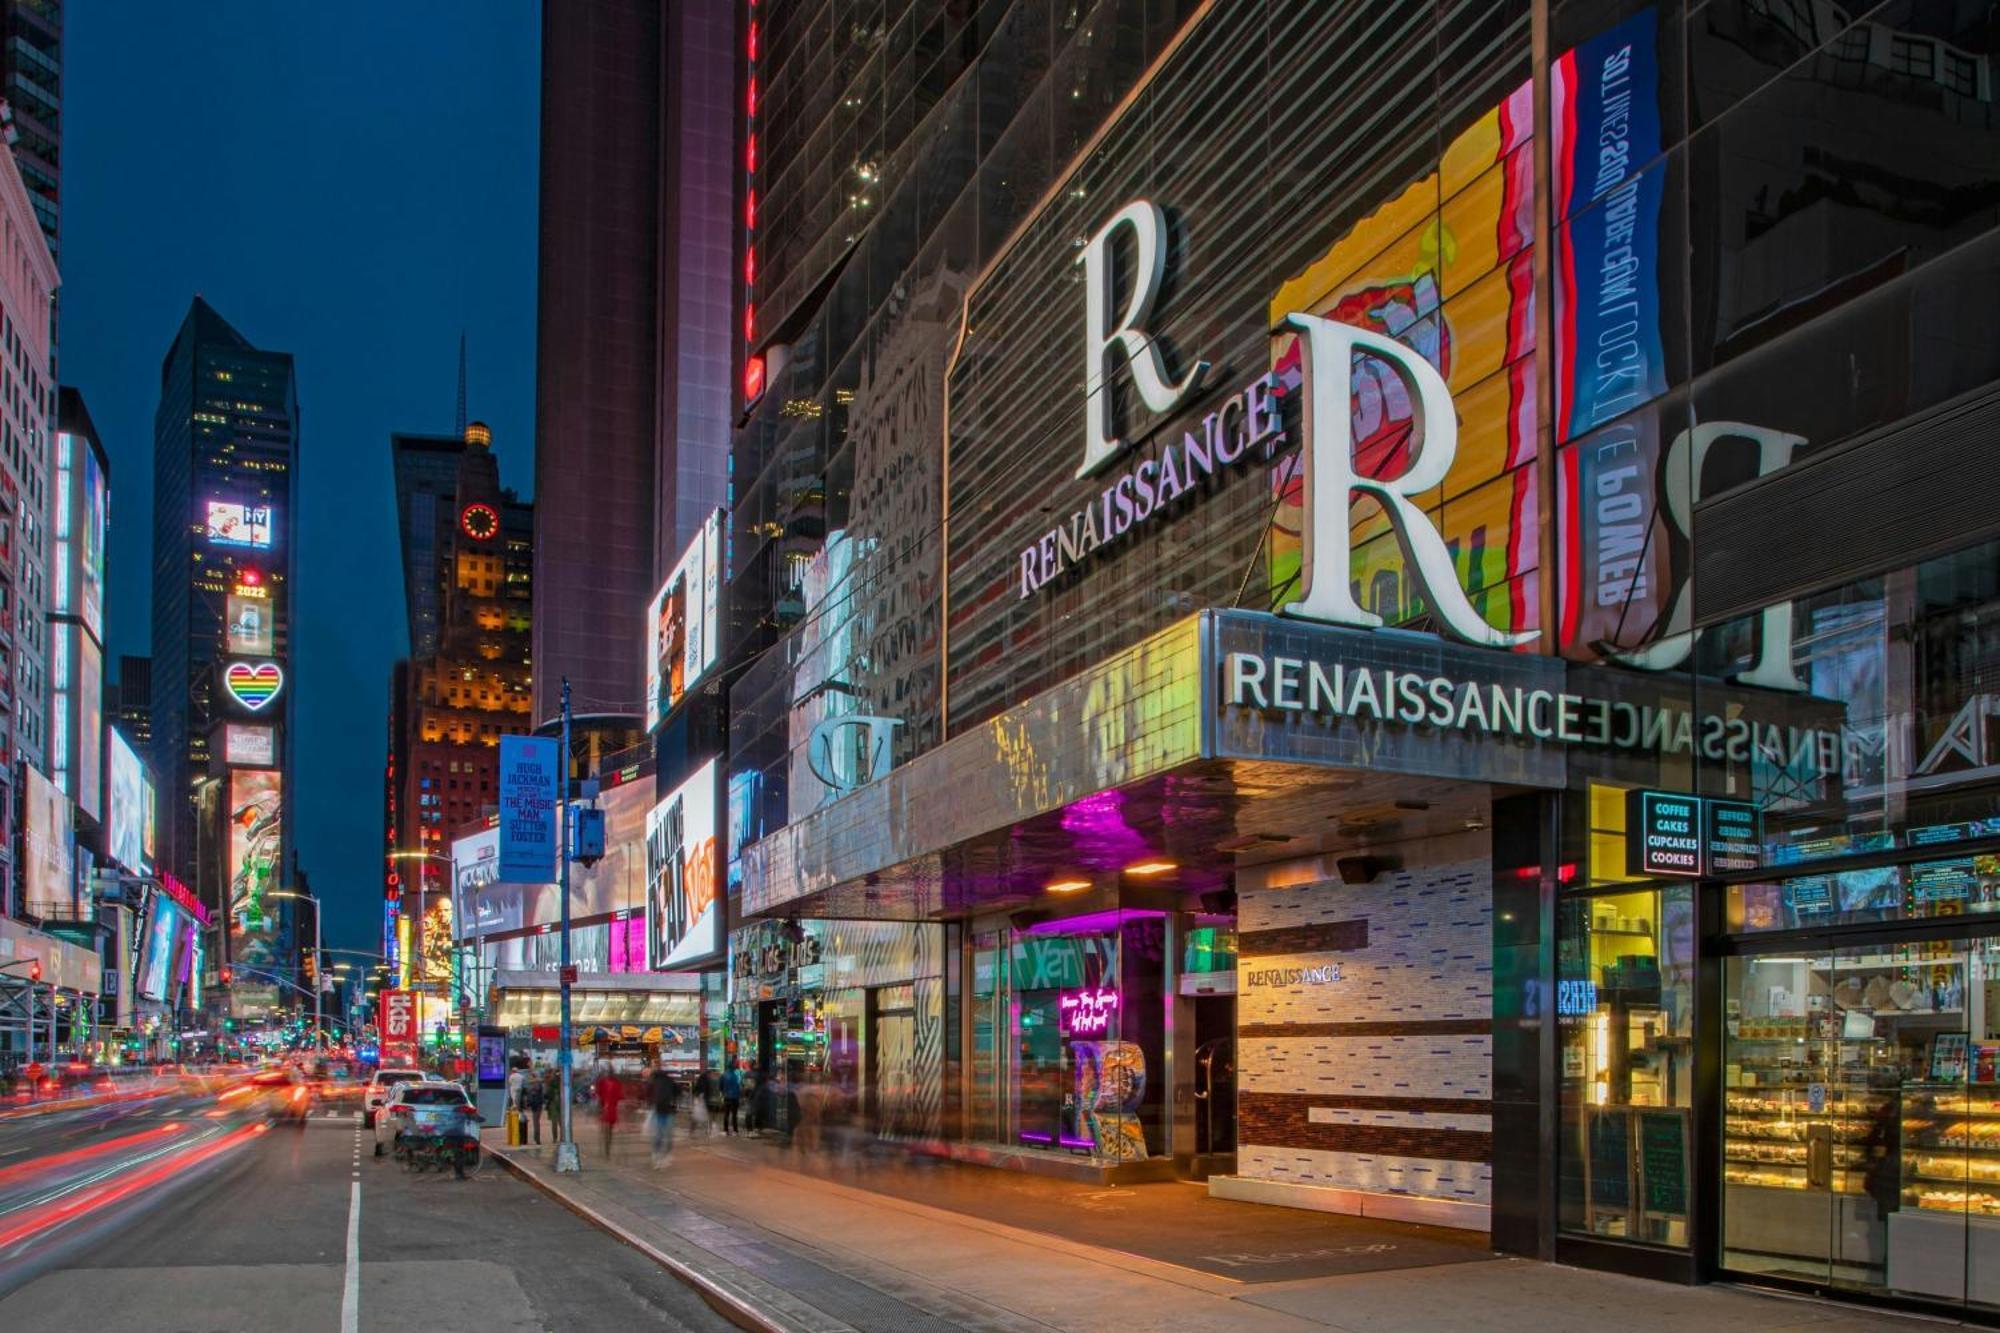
[487,1144,789,1333]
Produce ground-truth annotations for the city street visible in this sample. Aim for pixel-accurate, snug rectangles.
[0,1085,730,1331]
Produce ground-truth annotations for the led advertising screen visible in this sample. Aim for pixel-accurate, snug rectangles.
[106,727,151,873]
[77,637,102,821]
[205,499,274,548]
[646,758,721,970]
[228,768,284,985]
[227,592,275,655]
[644,509,723,731]
[81,442,106,639]
[224,723,277,767]
[136,895,179,1002]
[21,766,74,920]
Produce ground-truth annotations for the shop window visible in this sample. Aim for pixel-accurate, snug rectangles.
[1721,939,2000,1306]
[1558,884,1695,1247]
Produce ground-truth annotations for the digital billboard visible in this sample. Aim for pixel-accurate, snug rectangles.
[228,768,284,985]
[224,723,277,767]
[106,727,151,873]
[77,637,102,821]
[205,500,274,548]
[644,509,723,731]
[136,894,179,1002]
[20,765,74,920]
[82,443,106,640]
[227,592,275,655]
[646,758,721,970]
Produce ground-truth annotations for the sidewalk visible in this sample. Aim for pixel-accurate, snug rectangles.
[487,1122,1923,1332]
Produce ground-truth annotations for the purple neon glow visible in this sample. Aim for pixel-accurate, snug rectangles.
[1059,1134,1095,1150]
[1059,986,1119,1035]
[1021,908,1165,936]
[1018,1131,1054,1145]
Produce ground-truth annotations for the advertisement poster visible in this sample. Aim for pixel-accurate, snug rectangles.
[106,727,151,873]
[224,723,277,767]
[77,637,102,821]
[227,592,275,655]
[1551,7,1667,443]
[228,768,284,988]
[205,499,274,548]
[21,765,74,919]
[644,510,723,731]
[136,895,179,1002]
[646,758,721,970]
[497,735,558,882]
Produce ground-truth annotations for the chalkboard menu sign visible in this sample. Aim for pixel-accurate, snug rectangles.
[1639,1110,1689,1217]
[1589,1108,1631,1211]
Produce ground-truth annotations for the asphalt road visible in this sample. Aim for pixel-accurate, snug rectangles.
[0,1085,731,1332]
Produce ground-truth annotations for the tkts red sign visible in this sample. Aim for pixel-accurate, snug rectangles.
[381,989,416,1044]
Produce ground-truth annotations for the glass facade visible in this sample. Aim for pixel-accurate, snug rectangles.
[726,0,2000,1315]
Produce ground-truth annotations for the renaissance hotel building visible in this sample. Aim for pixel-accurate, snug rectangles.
[719,1,2000,1315]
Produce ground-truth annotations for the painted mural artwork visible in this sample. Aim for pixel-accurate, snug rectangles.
[1073,1039,1148,1164]
[1267,78,1539,644]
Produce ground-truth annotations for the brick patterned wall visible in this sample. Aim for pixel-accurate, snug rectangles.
[1235,835,1493,1205]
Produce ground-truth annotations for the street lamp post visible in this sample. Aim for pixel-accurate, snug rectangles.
[267,890,321,1051]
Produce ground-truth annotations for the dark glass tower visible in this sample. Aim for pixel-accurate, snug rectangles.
[150,297,298,1016]
[0,0,58,258]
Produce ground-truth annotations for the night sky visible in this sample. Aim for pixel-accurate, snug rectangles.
[61,4,539,955]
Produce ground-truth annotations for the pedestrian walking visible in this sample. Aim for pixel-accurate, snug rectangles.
[647,1062,681,1167]
[690,1066,716,1136]
[521,1065,546,1145]
[592,1066,623,1158]
[720,1063,742,1135]
[541,1065,563,1142]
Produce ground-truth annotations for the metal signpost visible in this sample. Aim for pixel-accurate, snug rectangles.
[554,678,580,1173]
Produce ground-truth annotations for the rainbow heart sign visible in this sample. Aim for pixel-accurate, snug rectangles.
[224,660,284,712]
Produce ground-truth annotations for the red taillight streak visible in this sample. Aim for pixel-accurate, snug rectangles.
[0,1124,184,1188]
[0,1123,265,1251]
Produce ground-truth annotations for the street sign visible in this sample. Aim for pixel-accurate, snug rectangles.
[558,964,578,986]
[381,988,416,1045]
[498,735,560,882]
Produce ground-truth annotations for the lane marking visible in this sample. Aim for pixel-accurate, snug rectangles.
[341,1180,361,1333]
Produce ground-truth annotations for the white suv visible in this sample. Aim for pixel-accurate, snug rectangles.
[362,1068,428,1128]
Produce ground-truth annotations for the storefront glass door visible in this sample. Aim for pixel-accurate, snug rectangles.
[1722,937,2000,1309]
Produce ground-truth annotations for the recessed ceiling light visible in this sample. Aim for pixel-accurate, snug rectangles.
[1124,859,1178,876]
[1046,878,1091,894]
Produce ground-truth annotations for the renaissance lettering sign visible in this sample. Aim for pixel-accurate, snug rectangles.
[1209,609,1853,800]
[1245,964,1343,989]
[1022,197,1538,652]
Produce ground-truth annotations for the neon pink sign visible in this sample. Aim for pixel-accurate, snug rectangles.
[1059,987,1119,1036]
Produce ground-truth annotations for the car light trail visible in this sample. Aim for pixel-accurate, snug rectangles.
[0,1124,185,1189]
[0,1122,266,1253]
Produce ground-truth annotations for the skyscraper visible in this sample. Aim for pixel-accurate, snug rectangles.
[110,654,149,750]
[0,0,58,259]
[151,297,297,1017]
[532,0,731,731]
[384,421,531,980]
[0,108,55,918]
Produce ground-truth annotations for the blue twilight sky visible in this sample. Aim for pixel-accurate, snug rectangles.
[61,4,540,955]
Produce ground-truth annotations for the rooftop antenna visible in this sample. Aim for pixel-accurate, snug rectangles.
[454,331,467,439]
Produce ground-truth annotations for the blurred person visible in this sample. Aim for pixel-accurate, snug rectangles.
[541,1064,564,1142]
[521,1064,546,1145]
[592,1065,623,1158]
[691,1066,717,1136]
[647,1061,681,1168]
[720,1063,742,1135]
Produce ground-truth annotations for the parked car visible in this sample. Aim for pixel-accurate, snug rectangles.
[362,1068,428,1128]
[373,1080,481,1174]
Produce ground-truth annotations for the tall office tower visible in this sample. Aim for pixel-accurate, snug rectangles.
[151,297,297,1017]
[0,0,58,259]
[385,421,531,964]
[532,0,732,733]
[0,116,54,915]
[48,386,104,826]
[110,655,150,750]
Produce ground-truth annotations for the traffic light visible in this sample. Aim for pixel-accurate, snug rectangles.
[220,966,233,985]
[27,960,41,982]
